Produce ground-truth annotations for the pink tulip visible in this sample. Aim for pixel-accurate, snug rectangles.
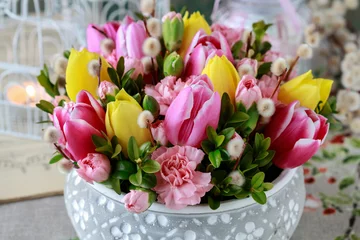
[53,91,106,161]
[77,153,111,183]
[151,121,168,146]
[258,75,279,101]
[87,22,120,54]
[152,146,212,209]
[145,75,214,116]
[184,30,233,77]
[124,56,144,79]
[264,101,329,169]
[235,75,262,109]
[116,16,147,59]
[97,81,119,100]
[105,50,118,67]
[211,23,243,47]
[164,84,221,147]
[121,190,150,213]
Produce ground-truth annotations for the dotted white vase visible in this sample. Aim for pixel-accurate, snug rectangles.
[64,167,305,240]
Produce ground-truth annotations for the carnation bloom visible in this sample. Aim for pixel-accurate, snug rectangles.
[152,146,212,209]
[121,190,150,213]
[77,153,111,183]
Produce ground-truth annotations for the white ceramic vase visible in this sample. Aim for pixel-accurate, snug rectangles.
[64,167,305,240]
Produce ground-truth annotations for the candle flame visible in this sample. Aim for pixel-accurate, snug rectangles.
[26,85,36,97]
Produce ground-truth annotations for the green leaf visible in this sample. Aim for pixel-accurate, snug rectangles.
[206,126,218,143]
[111,178,121,194]
[128,136,140,161]
[220,128,235,142]
[251,191,267,204]
[260,41,272,54]
[243,164,258,174]
[209,150,222,168]
[92,135,108,148]
[256,62,272,78]
[36,100,55,114]
[353,209,360,216]
[49,154,63,164]
[95,145,113,155]
[235,190,250,199]
[343,155,360,164]
[63,50,71,59]
[116,56,125,77]
[263,182,273,191]
[339,177,355,190]
[218,93,234,129]
[240,148,253,169]
[141,160,161,173]
[201,140,214,154]
[258,150,275,167]
[113,161,137,180]
[111,144,122,159]
[231,40,243,59]
[251,172,265,189]
[139,173,157,189]
[241,104,259,137]
[129,170,143,186]
[140,141,152,157]
[227,112,250,124]
[208,196,221,210]
[107,67,120,87]
[37,65,56,97]
[350,138,360,148]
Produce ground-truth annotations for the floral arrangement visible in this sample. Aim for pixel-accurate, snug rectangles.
[36,4,336,213]
[305,0,360,133]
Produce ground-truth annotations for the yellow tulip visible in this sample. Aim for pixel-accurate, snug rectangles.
[66,48,111,101]
[202,55,240,103]
[178,11,211,58]
[105,89,151,156]
[278,70,333,110]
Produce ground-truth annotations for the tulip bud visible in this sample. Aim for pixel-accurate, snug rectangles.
[97,81,119,100]
[162,12,184,52]
[142,95,160,118]
[163,52,184,77]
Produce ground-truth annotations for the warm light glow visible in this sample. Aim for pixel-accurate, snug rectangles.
[26,85,36,97]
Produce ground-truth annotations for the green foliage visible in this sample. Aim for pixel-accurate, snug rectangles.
[37,65,58,98]
[339,177,355,190]
[231,40,244,59]
[256,62,272,79]
[49,154,63,164]
[36,100,55,114]
[343,155,360,164]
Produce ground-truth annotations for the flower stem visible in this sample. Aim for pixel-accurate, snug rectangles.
[284,55,299,81]
[270,70,287,99]
[246,32,253,58]
[147,122,156,146]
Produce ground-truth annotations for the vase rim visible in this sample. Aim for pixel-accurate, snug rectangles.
[88,167,298,215]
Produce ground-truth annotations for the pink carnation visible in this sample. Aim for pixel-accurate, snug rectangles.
[144,76,185,115]
[152,146,213,209]
[77,153,111,183]
[151,121,168,146]
[121,190,150,213]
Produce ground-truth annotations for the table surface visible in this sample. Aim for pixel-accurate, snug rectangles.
[1,135,360,240]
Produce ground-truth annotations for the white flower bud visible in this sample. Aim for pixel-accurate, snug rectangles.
[341,72,354,89]
[140,0,155,16]
[305,24,317,36]
[228,171,245,187]
[337,90,360,112]
[345,42,357,53]
[332,0,346,15]
[257,98,276,117]
[306,32,321,47]
[248,49,255,58]
[271,57,287,76]
[297,44,313,59]
[141,56,158,74]
[143,37,161,57]
[87,59,100,77]
[137,110,154,128]
[242,30,255,46]
[53,55,68,76]
[350,118,360,134]
[226,138,245,159]
[331,16,346,29]
[237,64,255,79]
[100,38,115,56]
[147,18,162,38]
[311,12,325,25]
[44,126,60,143]
[345,0,359,9]
[57,159,73,174]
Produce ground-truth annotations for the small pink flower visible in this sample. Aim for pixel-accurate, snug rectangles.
[258,75,279,101]
[264,101,329,169]
[144,76,185,115]
[152,146,212,209]
[97,81,119,100]
[184,30,233,77]
[124,56,144,79]
[151,121,168,146]
[121,190,150,213]
[263,50,281,62]
[165,84,221,147]
[77,153,111,183]
[235,75,262,109]
[184,74,214,90]
[211,23,243,47]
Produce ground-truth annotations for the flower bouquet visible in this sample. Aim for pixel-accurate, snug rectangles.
[36,3,337,239]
